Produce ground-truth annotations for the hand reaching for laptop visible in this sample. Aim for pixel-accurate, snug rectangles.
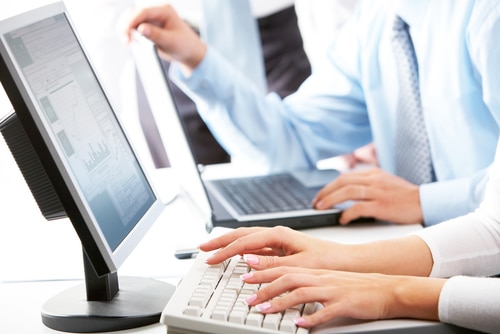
[122,4,207,76]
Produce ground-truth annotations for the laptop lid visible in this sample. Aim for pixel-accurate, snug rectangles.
[129,31,214,226]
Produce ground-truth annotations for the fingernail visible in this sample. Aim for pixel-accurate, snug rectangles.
[255,302,272,312]
[240,272,253,281]
[245,294,257,305]
[243,254,259,265]
[315,200,324,209]
[294,317,306,327]
[138,24,151,37]
[204,251,218,264]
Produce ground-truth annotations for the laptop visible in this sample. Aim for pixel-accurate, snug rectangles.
[129,31,342,231]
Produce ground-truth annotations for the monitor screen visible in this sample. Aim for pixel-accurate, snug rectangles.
[0,2,174,332]
[4,12,156,253]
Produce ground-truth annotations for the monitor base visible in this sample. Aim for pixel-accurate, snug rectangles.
[41,277,175,333]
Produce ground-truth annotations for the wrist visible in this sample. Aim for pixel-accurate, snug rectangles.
[412,186,424,225]
[185,42,207,70]
[391,276,445,320]
[339,236,433,276]
[178,42,206,77]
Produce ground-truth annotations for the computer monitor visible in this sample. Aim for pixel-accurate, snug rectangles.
[0,2,175,332]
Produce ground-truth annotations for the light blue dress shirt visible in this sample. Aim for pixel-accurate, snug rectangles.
[200,0,267,94]
[170,0,500,226]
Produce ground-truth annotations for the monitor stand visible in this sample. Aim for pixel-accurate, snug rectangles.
[41,251,175,333]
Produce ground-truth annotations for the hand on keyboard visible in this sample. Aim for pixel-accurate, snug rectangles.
[199,226,339,271]
[198,226,440,329]
[239,266,404,328]
[162,252,315,333]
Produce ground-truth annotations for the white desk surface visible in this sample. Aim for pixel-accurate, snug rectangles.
[1,135,460,334]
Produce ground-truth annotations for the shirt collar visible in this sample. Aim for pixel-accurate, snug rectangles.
[392,0,429,30]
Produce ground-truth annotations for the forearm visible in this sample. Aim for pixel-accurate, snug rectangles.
[170,48,314,171]
[338,235,433,276]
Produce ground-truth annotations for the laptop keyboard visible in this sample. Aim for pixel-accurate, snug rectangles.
[161,251,314,334]
[211,174,313,215]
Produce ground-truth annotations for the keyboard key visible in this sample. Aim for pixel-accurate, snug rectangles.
[263,313,282,330]
[297,328,309,334]
[283,309,301,320]
[228,310,246,324]
[183,306,202,317]
[302,303,317,316]
[279,318,298,333]
[188,295,207,307]
[246,312,264,327]
[211,307,230,321]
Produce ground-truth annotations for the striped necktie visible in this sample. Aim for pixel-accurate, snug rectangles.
[392,16,435,185]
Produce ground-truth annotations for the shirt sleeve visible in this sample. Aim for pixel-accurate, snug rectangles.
[419,167,489,226]
[416,138,500,277]
[170,44,371,172]
[169,48,313,172]
[439,276,500,334]
[414,137,500,332]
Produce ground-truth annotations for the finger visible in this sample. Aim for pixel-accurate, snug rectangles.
[315,183,373,210]
[255,286,329,316]
[353,143,378,165]
[242,267,329,285]
[339,201,378,225]
[204,227,289,265]
[296,304,343,328]
[341,154,357,168]
[239,267,288,287]
[137,21,189,56]
[125,5,171,35]
[242,247,278,257]
[242,251,319,270]
[123,8,154,41]
[248,271,326,306]
[313,171,374,206]
[199,227,264,252]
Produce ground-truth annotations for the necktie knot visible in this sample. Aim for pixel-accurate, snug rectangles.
[392,15,408,33]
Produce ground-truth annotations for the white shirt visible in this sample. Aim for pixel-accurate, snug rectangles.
[415,138,500,333]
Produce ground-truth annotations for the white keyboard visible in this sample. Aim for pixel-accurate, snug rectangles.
[161,250,316,334]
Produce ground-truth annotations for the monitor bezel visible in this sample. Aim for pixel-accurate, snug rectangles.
[0,1,165,277]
